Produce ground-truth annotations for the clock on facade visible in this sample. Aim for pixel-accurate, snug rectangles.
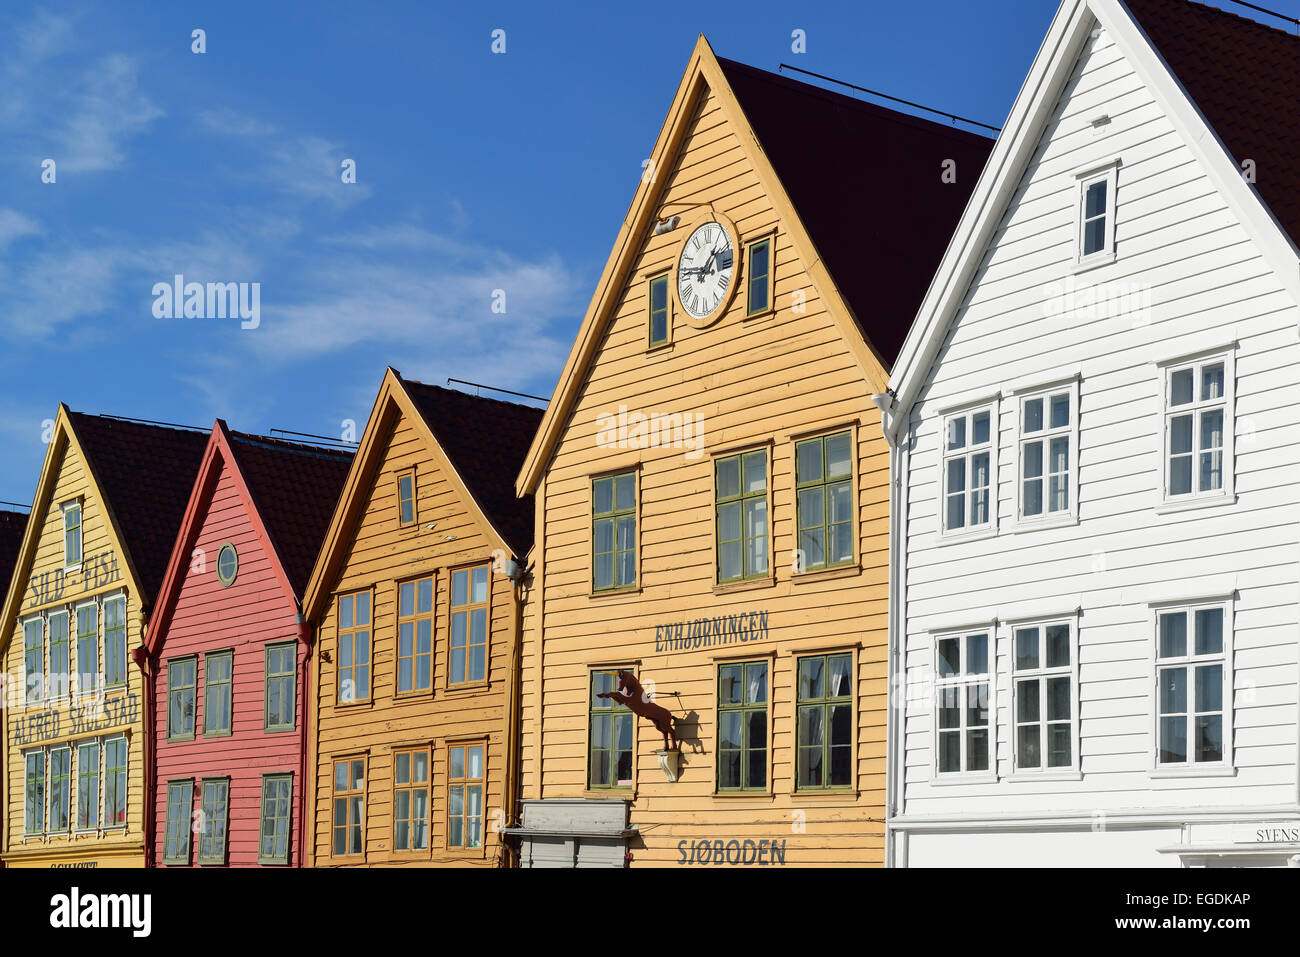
[676,220,735,322]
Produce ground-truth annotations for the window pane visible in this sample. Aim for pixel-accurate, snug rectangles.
[1196,715,1223,763]
[592,478,613,515]
[1083,217,1106,256]
[1195,664,1222,714]
[972,411,990,445]
[1195,608,1223,655]
[825,433,852,479]
[1023,441,1043,479]
[1159,666,1187,715]
[966,683,989,728]
[716,457,740,500]
[1170,368,1193,406]
[1160,716,1187,764]
[1046,625,1070,668]
[1023,398,1043,433]
[1159,613,1187,658]
[795,440,822,484]
[1017,725,1040,769]
[946,458,966,495]
[1201,363,1224,401]
[1014,628,1039,670]
[614,473,635,511]
[938,686,960,730]
[947,417,966,451]
[1085,180,1107,219]
[966,635,988,675]
[798,657,823,700]
[743,451,766,494]
[1047,676,1071,721]
[827,655,852,697]
[1047,724,1072,767]
[1049,393,1070,429]
[967,729,989,771]
[1016,679,1040,723]
[937,638,959,678]
[746,663,767,704]
[938,731,961,773]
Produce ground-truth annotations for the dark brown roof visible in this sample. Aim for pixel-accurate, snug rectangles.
[67,413,209,605]
[400,379,543,556]
[226,431,354,598]
[0,509,28,599]
[1125,0,1300,251]
[716,57,996,368]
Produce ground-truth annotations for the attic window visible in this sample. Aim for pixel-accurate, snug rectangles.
[648,273,670,349]
[1076,164,1118,266]
[62,500,82,568]
[397,470,417,526]
[216,543,239,587]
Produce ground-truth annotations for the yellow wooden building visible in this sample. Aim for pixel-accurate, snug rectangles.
[508,38,993,866]
[303,370,542,867]
[0,408,206,868]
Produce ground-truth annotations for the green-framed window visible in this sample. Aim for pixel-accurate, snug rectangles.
[796,653,854,791]
[204,650,232,736]
[163,779,194,865]
[23,618,43,704]
[393,747,430,852]
[397,576,434,692]
[448,743,484,849]
[592,473,636,592]
[795,431,855,572]
[717,661,768,791]
[450,566,489,684]
[648,273,670,347]
[259,773,293,865]
[63,500,82,566]
[746,237,772,316]
[104,737,127,827]
[715,449,769,583]
[397,470,417,526]
[167,657,197,741]
[49,746,71,832]
[48,609,70,698]
[75,741,99,829]
[332,757,366,857]
[265,643,296,732]
[197,778,230,865]
[103,596,127,687]
[76,603,98,696]
[588,670,633,789]
[24,751,45,834]
[337,592,371,704]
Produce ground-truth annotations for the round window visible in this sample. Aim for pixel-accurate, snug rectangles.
[216,543,238,587]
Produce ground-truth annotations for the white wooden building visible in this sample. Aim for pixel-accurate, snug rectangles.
[881,0,1300,867]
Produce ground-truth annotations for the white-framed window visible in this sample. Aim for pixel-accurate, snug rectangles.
[934,630,993,776]
[1160,352,1233,503]
[1154,601,1231,770]
[1076,164,1117,265]
[942,405,996,534]
[61,500,82,569]
[1011,619,1077,773]
[22,616,44,705]
[1016,381,1078,523]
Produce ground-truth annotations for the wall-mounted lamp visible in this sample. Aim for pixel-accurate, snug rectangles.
[653,215,680,235]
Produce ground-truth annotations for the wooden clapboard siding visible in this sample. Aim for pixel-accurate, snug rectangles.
[900,22,1300,830]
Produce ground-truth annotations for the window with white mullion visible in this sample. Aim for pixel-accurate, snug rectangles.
[1019,388,1074,520]
[1012,621,1075,772]
[1164,357,1228,499]
[942,407,993,533]
[934,631,992,775]
[1156,605,1228,768]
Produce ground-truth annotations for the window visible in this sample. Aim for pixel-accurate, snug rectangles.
[393,747,430,852]
[450,566,489,685]
[398,576,434,693]
[24,751,45,834]
[76,603,98,696]
[332,757,366,857]
[259,773,293,865]
[448,744,485,849]
[163,780,194,865]
[104,737,127,827]
[49,746,71,832]
[1012,621,1075,771]
[796,653,853,790]
[265,643,296,732]
[943,407,994,533]
[216,543,238,587]
[397,471,417,526]
[1018,386,1075,521]
[1163,355,1231,501]
[746,237,773,316]
[167,657,197,741]
[589,670,633,789]
[103,596,127,687]
[198,778,230,865]
[935,632,992,775]
[648,273,670,348]
[1156,604,1229,768]
[204,651,232,736]
[1077,165,1117,263]
[592,472,636,591]
[717,660,768,791]
[75,742,98,829]
[62,500,82,567]
[48,609,69,699]
[795,431,854,571]
[715,449,769,584]
[23,617,43,704]
[337,592,371,704]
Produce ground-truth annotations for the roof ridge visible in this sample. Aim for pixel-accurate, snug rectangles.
[227,429,355,460]
[1153,0,1300,42]
[400,377,547,413]
[69,410,209,436]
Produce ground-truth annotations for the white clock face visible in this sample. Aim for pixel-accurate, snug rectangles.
[677,221,734,320]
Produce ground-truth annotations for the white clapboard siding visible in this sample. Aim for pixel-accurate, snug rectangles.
[901,26,1300,817]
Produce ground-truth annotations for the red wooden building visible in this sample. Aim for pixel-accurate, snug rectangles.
[143,423,352,866]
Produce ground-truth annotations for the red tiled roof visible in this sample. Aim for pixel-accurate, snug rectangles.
[400,380,544,556]
[0,509,28,599]
[716,57,996,368]
[67,413,209,606]
[226,431,355,599]
[1124,0,1300,251]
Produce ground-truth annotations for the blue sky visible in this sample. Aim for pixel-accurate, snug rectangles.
[0,0,1284,504]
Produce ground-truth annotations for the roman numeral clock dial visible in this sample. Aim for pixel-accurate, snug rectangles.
[676,221,735,324]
